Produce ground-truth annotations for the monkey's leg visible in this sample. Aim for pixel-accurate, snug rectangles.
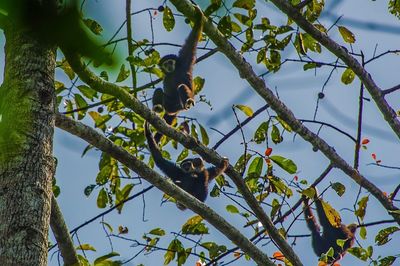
[177,84,195,110]
[152,88,165,113]
[154,114,177,143]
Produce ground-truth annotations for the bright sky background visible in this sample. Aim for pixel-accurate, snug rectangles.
[1,0,400,265]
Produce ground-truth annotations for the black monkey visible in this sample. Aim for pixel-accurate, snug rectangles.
[144,122,228,210]
[303,192,357,264]
[152,6,204,142]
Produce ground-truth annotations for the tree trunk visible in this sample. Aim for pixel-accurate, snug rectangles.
[0,20,56,265]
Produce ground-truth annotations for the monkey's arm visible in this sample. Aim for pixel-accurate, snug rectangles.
[302,196,321,235]
[177,6,203,71]
[207,158,228,182]
[145,122,185,178]
[314,197,337,232]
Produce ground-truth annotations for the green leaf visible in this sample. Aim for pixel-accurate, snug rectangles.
[389,0,400,19]
[253,121,268,144]
[94,252,120,264]
[355,196,369,220]
[204,3,221,17]
[149,228,166,236]
[88,111,112,130]
[83,18,103,35]
[302,187,316,199]
[77,244,96,251]
[360,226,367,240]
[177,148,189,162]
[331,182,346,196]
[116,183,134,213]
[77,85,97,100]
[199,124,209,145]
[181,215,209,235]
[100,221,113,233]
[270,198,280,219]
[217,16,232,37]
[375,226,400,246]
[341,68,355,85]
[257,48,266,64]
[303,62,319,71]
[269,155,297,174]
[233,13,251,26]
[190,123,199,140]
[338,26,356,43]
[193,76,205,95]
[247,157,263,178]
[163,6,175,32]
[59,58,75,80]
[84,184,96,197]
[235,104,253,117]
[52,185,60,197]
[271,125,282,144]
[226,204,239,214]
[275,117,292,132]
[234,154,252,172]
[232,0,255,9]
[347,246,369,261]
[379,256,397,266]
[74,94,88,120]
[97,188,108,208]
[100,71,109,81]
[115,64,130,82]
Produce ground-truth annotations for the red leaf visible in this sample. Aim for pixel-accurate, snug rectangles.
[361,138,370,145]
[273,251,285,261]
[265,147,273,156]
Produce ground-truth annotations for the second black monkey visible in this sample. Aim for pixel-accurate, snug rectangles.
[152,6,204,142]
[144,122,228,210]
[303,191,357,264]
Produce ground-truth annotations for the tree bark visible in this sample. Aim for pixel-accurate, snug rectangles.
[0,21,56,265]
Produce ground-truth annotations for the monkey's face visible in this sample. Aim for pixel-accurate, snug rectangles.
[180,158,205,173]
[185,98,195,110]
[159,56,177,74]
[347,223,357,234]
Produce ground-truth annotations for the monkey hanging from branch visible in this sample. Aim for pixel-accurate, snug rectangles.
[144,122,228,210]
[302,188,357,264]
[152,6,204,142]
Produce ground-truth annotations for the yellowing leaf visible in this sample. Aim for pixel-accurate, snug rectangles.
[77,243,96,251]
[321,200,342,228]
[235,104,254,117]
[338,26,356,43]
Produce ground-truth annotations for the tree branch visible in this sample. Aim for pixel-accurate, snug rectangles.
[50,195,79,265]
[167,0,400,226]
[62,50,302,265]
[55,113,273,266]
[268,0,400,139]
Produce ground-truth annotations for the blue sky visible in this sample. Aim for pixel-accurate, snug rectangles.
[2,0,400,265]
